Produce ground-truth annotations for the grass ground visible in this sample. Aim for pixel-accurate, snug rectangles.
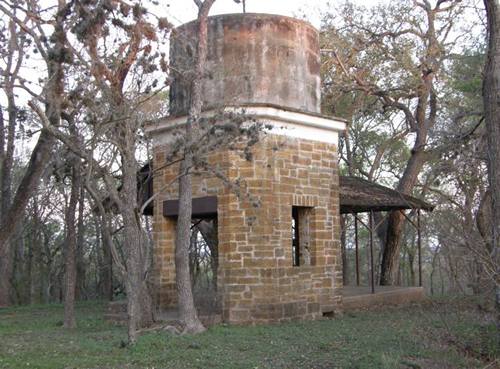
[0,297,497,369]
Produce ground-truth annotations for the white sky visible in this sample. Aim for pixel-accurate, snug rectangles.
[161,0,336,28]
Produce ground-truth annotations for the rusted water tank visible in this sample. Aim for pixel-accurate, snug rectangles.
[169,13,321,116]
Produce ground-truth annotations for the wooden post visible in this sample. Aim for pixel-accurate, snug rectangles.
[354,214,360,286]
[417,209,422,287]
[369,210,375,294]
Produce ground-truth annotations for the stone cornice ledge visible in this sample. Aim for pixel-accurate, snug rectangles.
[145,105,347,145]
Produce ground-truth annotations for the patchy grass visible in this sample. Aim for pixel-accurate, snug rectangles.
[0,297,497,369]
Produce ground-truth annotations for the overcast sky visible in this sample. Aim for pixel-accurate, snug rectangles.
[161,0,333,28]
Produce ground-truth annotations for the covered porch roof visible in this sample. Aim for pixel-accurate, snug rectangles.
[339,176,434,214]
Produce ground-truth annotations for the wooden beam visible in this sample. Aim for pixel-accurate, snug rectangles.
[163,196,218,218]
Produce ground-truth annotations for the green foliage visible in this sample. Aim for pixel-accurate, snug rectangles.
[448,50,485,99]
[0,299,497,369]
[320,0,482,185]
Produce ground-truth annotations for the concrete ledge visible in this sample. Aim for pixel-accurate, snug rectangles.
[342,287,426,310]
[146,105,346,146]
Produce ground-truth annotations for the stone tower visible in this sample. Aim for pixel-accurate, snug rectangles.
[147,13,346,324]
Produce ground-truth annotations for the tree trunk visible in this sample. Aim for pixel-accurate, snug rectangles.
[176,154,204,333]
[0,21,23,307]
[122,209,154,344]
[76,186,86,300]
[30,198,43,305]
[408,250,415,287]
[13,223,26,304]
[483,0,500,327]
[365,223,371,286]
[100,220,114,301]
[476,190,493,251]
[97,216,113,301]
[42,231,52,304]
[0,99,15,307]
[379,4,441,286]
[121,146,154,344]
[380,148,427,285]
[174,0,216,334]
[63,159,80,329]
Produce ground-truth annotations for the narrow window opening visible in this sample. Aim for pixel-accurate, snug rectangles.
[292,206,313,267]
[292,207,300,266]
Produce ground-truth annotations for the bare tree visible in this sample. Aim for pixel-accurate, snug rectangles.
[0,0,72,305]
[0,19,24,306]
[322,0,469,285]
[31,0,173,344]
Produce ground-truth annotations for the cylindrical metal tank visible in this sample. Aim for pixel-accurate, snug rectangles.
[169,13,321,116]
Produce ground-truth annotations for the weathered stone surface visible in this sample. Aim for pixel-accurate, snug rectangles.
[169,14,321,116]
[151,134,343,324]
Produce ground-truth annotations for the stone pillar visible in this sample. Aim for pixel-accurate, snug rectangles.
[151,146,178,309]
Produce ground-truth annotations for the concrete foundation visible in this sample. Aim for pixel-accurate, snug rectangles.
[342,286,426,310]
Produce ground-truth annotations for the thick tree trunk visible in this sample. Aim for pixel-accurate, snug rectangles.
[0,100,15,307]
[42,231,52,304]
[176,154,204,333]
[0,21,22,306]
[378,4,441,286]
[122,211,154,343]
[380,148,427,285]
[63,160,80,329]
[483,0,500,327]
[174,0,216,335]
[121,148,153,344]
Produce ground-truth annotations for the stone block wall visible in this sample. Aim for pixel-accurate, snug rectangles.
[151,133,343,324]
